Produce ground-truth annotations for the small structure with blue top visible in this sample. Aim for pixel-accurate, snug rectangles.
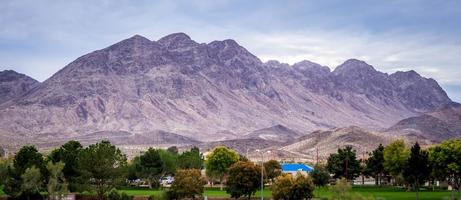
[281,163,313,176]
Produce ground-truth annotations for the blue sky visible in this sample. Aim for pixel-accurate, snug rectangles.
[1,0,461,101]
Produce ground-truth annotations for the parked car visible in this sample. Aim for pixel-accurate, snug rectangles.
[160,175,174,185]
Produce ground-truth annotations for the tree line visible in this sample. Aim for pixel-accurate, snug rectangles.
[0,141,203,200]
[1,138,461,200]
[322,139,461,200]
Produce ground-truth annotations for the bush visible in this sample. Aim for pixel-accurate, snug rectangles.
[272,173,315,200]
[330,178,375,200]
[310,165,330,187]
[107,188,132,200]
[168,169,206,200]
[149,193,167,200]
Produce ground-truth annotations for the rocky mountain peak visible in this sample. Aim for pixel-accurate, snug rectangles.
[390,70,422,81]
[0,70,29,82]
[207,39,261,65]
[292,60,331,74]
[111,34,153,48]
[0,70,39,104]
[333,59,377,75]
[0,33,456,149]
[157,32,198,50]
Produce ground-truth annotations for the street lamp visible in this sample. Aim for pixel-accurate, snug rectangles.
[256,149,270,200]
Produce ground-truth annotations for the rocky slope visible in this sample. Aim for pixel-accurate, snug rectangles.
[0,70,39,104]
[0,33,454,149]
[279,126,434,162]
[243,124,303,143]
[386,105,461,141]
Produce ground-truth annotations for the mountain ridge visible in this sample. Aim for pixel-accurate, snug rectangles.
[0,33,455,150]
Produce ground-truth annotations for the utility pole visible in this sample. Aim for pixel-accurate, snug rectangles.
[256,150,270,200]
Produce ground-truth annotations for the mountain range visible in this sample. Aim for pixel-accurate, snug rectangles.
[0,33,459,158]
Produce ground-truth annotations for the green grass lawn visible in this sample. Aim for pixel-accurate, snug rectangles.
[118,187,164,196]
[315,186,459,200]
[203,187,272,198]
[118,187,272,198]
[3,185,459,199]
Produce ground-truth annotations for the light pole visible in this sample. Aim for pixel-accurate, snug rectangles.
[256,149,270,200]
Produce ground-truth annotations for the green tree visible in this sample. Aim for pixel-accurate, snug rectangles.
[159,149,178,176]
[225,161,261,200]
[127,156,141,181]
[21,166,42,200]
[384,140,409,185]
[0,146,5,157]
[4,145,45,198]
[167,146,179,154]
[365,144,387,185]
[139,148,164,188]
[0,158,12,185]
[205,146,239,190]
[326,146,361,181]
[13,145,46,175]
[428,139,461,200]
[264,160,282,183]
[178,147,203,169]
[79,141,127,200]
[48,140,83,192]
[47,161,69,200]
[403,143,430,200]
[310,164,330,187]
[168,169,206,200]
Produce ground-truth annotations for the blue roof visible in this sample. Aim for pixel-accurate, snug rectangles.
[281,163,313,172]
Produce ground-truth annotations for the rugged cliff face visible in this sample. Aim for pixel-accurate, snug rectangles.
[386,105,461,142]
[0,70,39,104]
[0,33,454,148]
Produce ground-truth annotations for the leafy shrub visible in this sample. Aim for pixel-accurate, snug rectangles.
[107,188,132,200]
[330,178,375,200]
[272,173,315,200]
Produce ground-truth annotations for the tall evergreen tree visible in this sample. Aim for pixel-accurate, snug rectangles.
[139,148,164,188]
[326,146,361,181]
[365,144,387,185]
[79,141,127,200]
[48,140,83,192]
[403,143,430,200]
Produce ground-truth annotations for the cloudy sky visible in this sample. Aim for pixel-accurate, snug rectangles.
[1,0,461,101]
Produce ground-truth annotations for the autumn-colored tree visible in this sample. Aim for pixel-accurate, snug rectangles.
[226,161,261,200]
[168,169,206,200]
[271,173,315,200]
[272,174,294,200]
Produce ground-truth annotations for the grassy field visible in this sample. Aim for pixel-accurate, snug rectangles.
[314,186,458,200]
[118,187,272,198]
[119,186,458,200]
[2,185,459,199]
[202,188,272,198]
